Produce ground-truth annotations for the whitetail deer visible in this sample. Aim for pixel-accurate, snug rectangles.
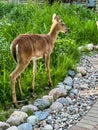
[10,13,69,107]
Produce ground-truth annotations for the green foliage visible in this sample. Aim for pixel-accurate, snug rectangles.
[0,1,98,115]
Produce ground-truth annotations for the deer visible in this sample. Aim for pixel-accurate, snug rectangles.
[10,13,69,107]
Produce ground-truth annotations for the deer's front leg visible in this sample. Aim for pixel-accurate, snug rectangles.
[31,59,37,95]
[45,54,53,87]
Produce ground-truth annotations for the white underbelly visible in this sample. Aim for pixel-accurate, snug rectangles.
[31,56,43,60]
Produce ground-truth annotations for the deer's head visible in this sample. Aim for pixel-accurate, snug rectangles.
[52,13,69,33]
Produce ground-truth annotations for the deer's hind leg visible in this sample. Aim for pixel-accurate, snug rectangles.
[16,75,23,95]
[31,59,37,97]
[10,62,29,107]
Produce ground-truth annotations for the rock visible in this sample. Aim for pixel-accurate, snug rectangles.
[68,70,75,78]
[78,46,85,51]
[34,111,49,121]
[34,128,40,130]
[21,104,38,113]
[65,85,72,91]
[69,92,76,99]
[70,89,79,95]
[86,44,94,51]
[18,123,32,130]
[94,45,98,50]
[6,126,18,130]
[81,103,88,111]
[44,86,50,90]
[34,98,51,110]
[6,111,28,126]
[80,84,88,89]
[57,82,65,89]
[56,97,68,105]
[63,76,73,86]
[73,83,80,89]
[77,67,86,76]
[49,88,67,100]
[65,97,73,105]
[75,73,82,77]
[54,124,60,129]
[67,106,79,114]
[44,108,53,114]
[56,97,72,106]
[50,102,63,111]
[0,121,10,130]
[42,95,54,103]
[42,124,53,130]
[27,115,38,126]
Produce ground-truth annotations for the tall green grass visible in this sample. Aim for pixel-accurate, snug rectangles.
[0,1,98,113]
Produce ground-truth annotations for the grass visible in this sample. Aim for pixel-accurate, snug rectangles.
[0,1,98,121]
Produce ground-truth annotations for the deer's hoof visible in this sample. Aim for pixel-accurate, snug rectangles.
[48,81,53,87]
[13,102,18,108]
[30,93,37,98]
[29,88,34,93]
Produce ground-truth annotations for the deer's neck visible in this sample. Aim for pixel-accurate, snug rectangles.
[48,23,58,44]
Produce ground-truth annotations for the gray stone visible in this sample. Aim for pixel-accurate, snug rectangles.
[86,43,94,51]
[18,123,32,130]
[42,95,54,103]
[65,97,73,105]
[78,46,85,51]
[63,76,73,86]
[67,106,79,114]
[77,67,86,76]
[0,121,10,130]
[6,126,18,130]
[56,97,72,106]
[50,102,63,111]
[34,98,51,110]
[94,45,98,49]
[21,104,38,113]
[27,115,38,126]
[70,89,79,95]
[34,111,49,121]
[49,88,67,100]
[57,82,65,89]
[54,124,60,129]
[42,124,53,130]
[6,111,28,126]
[73,83,80,89]
[80,84,88,89]
[65,85,72,91]
[68,70,75,78]
[75,73,82,78]
[69,92,76,99]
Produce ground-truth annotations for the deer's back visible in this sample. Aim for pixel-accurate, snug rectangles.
[11,34,53,63]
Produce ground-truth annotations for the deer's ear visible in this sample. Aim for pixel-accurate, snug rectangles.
[52,13,60,22]
[52,13,57,22]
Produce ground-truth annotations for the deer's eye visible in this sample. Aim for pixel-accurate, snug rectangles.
[62,23,65,26]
